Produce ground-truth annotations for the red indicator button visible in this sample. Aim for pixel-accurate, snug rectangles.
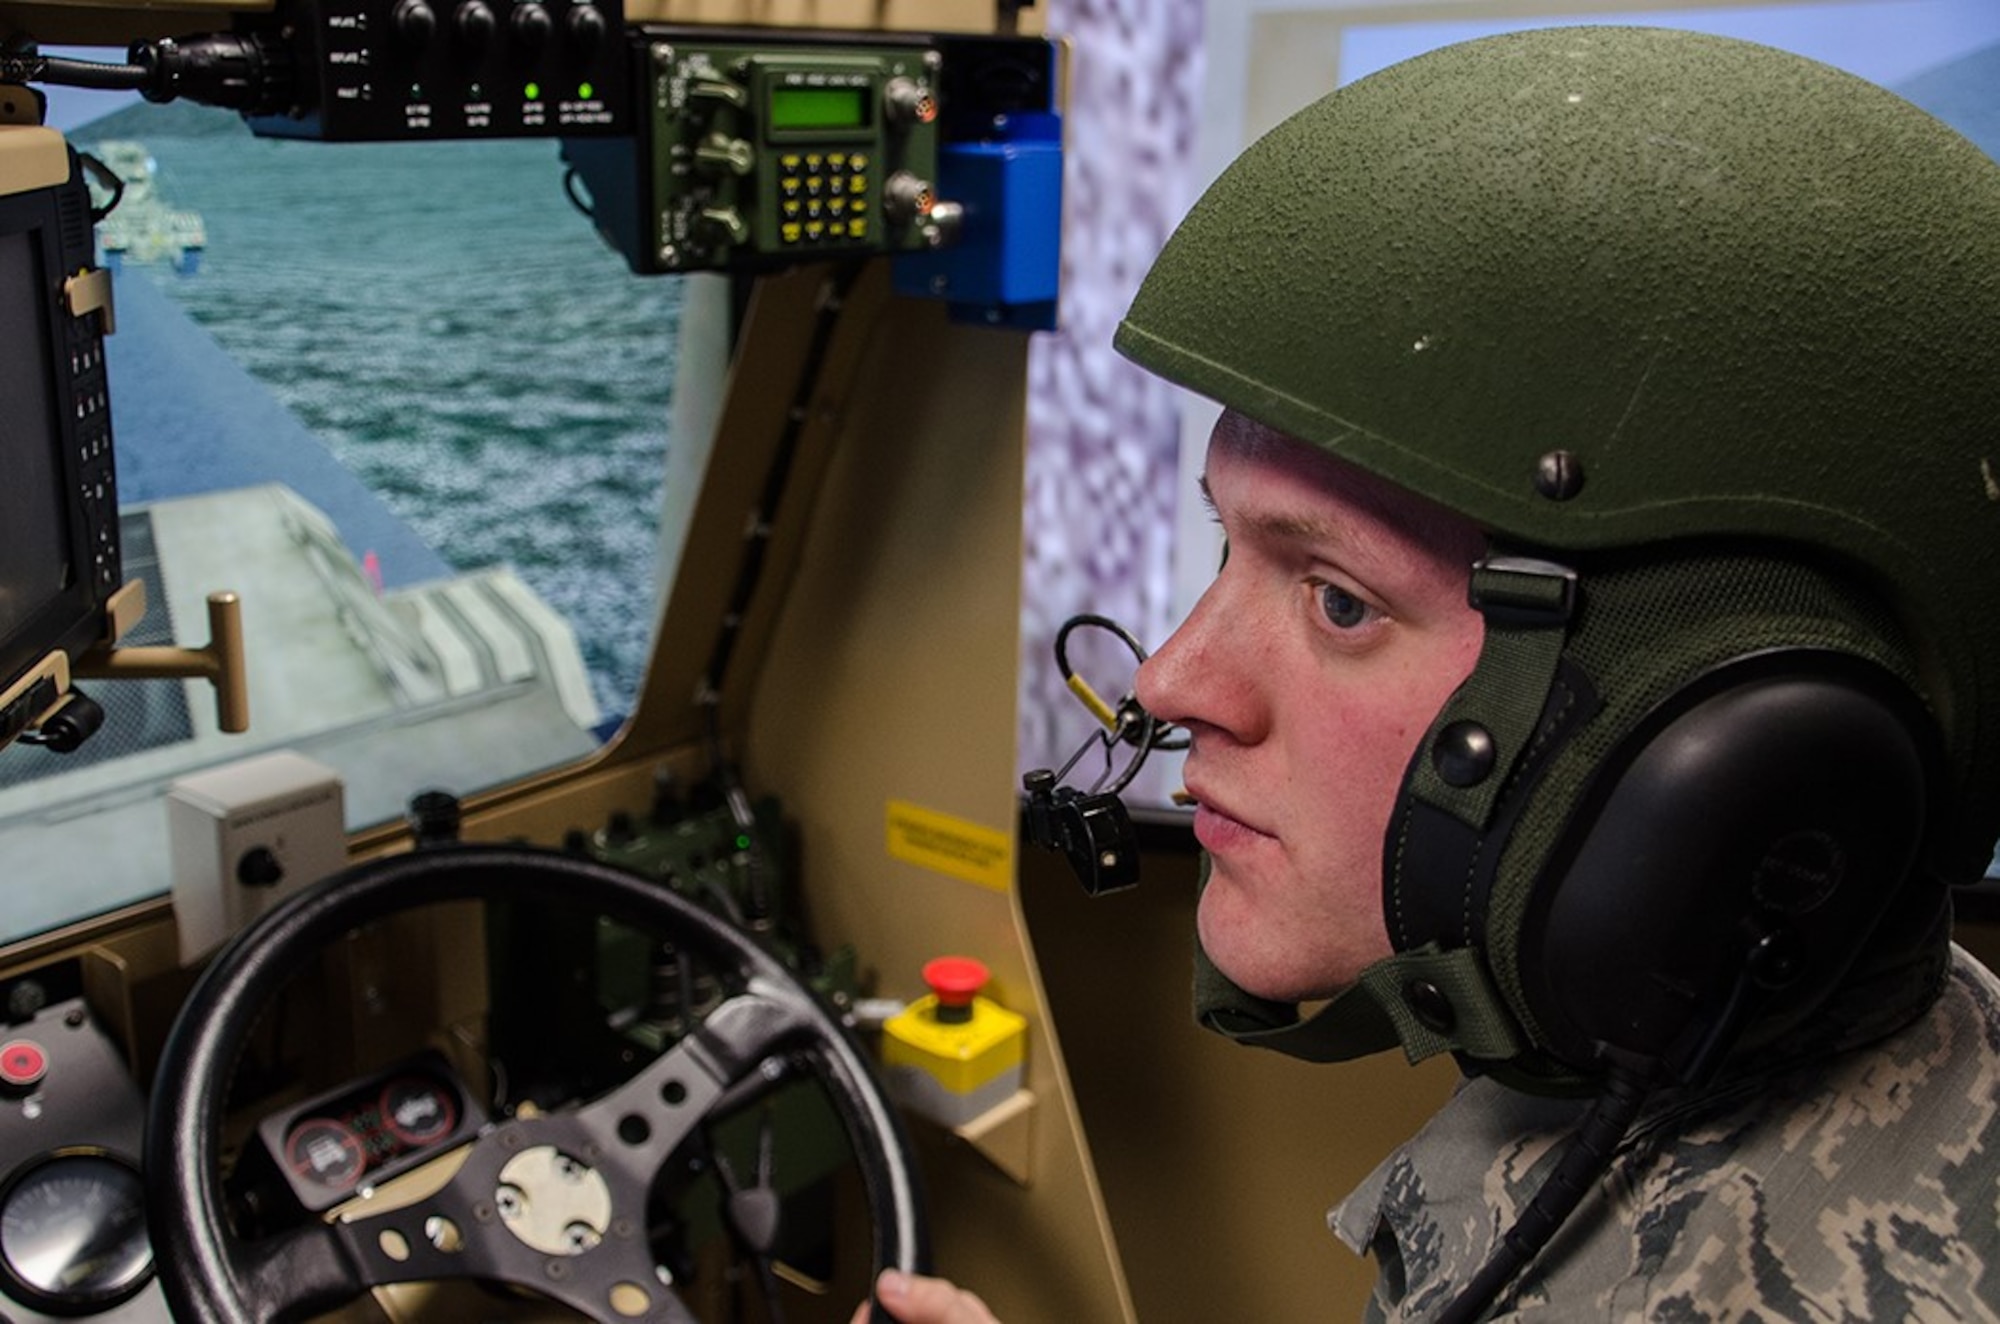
[0,1039,48,1094]
[923,957,989,1010]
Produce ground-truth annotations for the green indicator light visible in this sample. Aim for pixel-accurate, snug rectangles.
[525,82,541,101]
[735,834,752,850]
[579,81,594,100]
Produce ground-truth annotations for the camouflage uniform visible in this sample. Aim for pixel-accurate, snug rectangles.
[1331,945,2000,1322]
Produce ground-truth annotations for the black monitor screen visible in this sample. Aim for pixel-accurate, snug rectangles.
[0,228,72,654]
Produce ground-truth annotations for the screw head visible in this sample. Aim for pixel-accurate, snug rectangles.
[1534,449,1585,501]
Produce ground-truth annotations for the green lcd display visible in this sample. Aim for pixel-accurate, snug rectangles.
[768,86,870,132]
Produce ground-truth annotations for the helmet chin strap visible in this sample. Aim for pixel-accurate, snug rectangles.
[1192,934,1526,1066]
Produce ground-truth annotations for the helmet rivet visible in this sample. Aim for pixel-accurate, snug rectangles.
[1402,980,1456,1034]
[1534,449,1585,501]
[1432,720,1496,787]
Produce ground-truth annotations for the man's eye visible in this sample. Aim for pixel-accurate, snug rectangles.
[1318,583,1372,630]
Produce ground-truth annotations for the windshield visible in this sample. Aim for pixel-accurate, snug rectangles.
[0,86,684,942]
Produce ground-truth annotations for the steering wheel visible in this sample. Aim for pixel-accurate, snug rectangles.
[144,842,929,1323]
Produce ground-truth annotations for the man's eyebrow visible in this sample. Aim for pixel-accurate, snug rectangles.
[1197,473,1347,547]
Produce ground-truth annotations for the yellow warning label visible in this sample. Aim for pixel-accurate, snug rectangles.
[886,800,1013,893]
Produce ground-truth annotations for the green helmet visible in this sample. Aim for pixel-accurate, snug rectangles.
[1118,27,2000,1084]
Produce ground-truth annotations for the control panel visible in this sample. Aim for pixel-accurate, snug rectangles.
[244,0,631,140]
[564,30,1059,277]
[0,970,167,1322]
[246,1051,484,1214]
[646,38,940,272]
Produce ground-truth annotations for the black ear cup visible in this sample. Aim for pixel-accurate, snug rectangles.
[1516,655,1931,1077]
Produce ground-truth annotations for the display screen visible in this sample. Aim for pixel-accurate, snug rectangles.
[768,86,870,132]
[0,229,73,653]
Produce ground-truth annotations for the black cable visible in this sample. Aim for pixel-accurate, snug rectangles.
[696,261,865,714]
[561,167,595,221]
[1049,613,1188,795]
[0,52,151,90]
[694,261,864,876]
[1436,1055,1657,1323]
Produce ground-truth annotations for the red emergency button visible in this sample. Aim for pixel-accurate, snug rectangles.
[0,1039,48,1094]
[923,957,988,1025]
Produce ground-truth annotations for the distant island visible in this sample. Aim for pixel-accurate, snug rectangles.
[71,97,250,142]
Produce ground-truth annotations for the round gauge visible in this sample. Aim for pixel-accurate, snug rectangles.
[0,1148,153,1315]
[379,1075,458,1148]
[285,1118,367,1194]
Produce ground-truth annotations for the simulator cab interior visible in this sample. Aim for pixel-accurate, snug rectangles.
[0,0,1994,1320]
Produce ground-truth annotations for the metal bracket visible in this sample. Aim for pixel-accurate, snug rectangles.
[75,581,251,733]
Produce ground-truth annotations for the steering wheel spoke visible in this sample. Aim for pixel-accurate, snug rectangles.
[328,1163,704,1324]
[574,988,816,1167]
[226,1218,367,1323]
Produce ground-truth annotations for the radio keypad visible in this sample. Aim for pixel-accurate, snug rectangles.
[776,150,871,247]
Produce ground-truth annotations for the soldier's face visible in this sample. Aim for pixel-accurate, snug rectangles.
[1135,412,1486,1001]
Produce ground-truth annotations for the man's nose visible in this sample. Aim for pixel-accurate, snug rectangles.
[1135,589,1259,742]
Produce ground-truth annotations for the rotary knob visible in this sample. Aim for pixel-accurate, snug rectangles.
[453,0,496,52]
[694,134,755,177]
[697,206,749,246]
[391,0,437,52]
[510,2,552,54]
[883,76,937,127]
[883,170,935,224]
[565,3,607,56]
[236,845,285,889]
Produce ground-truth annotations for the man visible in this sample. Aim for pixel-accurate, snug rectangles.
[859,23,2000,1322]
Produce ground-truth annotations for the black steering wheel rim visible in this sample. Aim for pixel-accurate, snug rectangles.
[144,842,929,1323]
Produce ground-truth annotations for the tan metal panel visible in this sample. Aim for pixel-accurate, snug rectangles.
[745,295,1135,1323]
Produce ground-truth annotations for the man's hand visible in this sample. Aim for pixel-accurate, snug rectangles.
[849,1269,1002,1324]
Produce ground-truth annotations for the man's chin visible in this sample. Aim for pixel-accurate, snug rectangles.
[1196,895,1377,1004]
[1198,911,1315,1003]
